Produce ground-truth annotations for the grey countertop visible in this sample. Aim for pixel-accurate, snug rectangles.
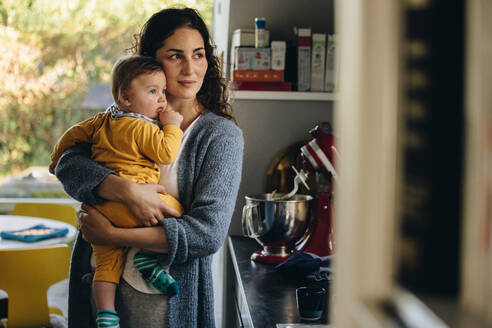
[228,236,331,328]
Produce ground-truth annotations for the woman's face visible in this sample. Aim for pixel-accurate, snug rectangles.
[155,27,208,100]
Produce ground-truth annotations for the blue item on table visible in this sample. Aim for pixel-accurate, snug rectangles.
[275,252,332,282]
[0,224,69,242]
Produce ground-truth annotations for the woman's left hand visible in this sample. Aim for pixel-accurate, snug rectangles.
[78,203,116,245]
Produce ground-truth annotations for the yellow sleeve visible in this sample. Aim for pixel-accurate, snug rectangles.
[136,123,184,165]
[50,114,104,165]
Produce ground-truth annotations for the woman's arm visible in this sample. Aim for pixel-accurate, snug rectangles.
[96,175,180,224]
[50,114,102,174]
[57,144,177,250]
[160,120,244,266]
[56,143,180,223]
[55,143,113,205]
[79,204,168,253]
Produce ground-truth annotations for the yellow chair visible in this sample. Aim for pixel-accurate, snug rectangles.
[12,203,77,227]
[0,244,71,327]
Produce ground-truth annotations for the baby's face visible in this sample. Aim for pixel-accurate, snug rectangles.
[125,71,167,120]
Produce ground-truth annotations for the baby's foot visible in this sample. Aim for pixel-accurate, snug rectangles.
[96,309,120,328]
[134,250,179,296]
[148,266,179,296]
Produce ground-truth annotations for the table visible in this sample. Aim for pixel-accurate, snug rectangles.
[0,215,77,320]
[0,215,77,250]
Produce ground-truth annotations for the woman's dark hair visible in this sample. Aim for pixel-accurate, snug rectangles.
[130,7,235,122]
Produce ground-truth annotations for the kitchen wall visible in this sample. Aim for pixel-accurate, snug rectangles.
[229,99,333,235]
[213,0,335,235]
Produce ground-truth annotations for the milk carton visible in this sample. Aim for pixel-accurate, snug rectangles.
[311,33,326,91]
[325,34,337,92]
[271,41,286,71]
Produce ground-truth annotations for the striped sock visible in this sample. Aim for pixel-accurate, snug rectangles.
[96,309,120,328]
[133,250,158,280]
[134,251,179,296]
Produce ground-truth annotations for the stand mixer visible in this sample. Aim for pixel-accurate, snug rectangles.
[242,124,337,264]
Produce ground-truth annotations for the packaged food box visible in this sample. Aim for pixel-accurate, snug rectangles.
[234,47,271,70]
[311,33,326,91]
[232,29,256,47]
[271,41,287,71]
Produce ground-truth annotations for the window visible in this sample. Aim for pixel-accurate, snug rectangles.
[0,0,212,198]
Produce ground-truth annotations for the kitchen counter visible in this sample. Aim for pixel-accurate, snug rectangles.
[225,236,331,328]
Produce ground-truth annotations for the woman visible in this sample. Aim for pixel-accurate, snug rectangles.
[55,8,243,328]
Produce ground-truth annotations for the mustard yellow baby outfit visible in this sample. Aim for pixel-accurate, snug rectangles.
[51,110,183,283]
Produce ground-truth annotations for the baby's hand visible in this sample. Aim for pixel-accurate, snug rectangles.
[159,109,183,127]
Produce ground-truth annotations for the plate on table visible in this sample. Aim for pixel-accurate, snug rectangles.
[0,224,69,242]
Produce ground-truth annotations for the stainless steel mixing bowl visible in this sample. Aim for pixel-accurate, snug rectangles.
[242,193,314,254]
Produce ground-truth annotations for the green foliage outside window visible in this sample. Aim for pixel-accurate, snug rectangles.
[0,0,213,176]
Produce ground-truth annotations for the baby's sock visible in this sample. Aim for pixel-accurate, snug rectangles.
[133,250,158,279]
[148,266,179,296]
[134,250,179,296]
[96,309,120,328]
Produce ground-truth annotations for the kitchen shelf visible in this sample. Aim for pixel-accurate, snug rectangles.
[231,91,336,101]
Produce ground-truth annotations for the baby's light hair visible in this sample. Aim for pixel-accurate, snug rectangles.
[111,55,164,110]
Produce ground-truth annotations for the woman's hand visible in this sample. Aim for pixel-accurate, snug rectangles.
[96,175,181,226]
[78,203,116,245]
[79,203,169,252]
[125,182,181,225]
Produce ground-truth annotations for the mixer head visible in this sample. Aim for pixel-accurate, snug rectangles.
[300,125,338,183]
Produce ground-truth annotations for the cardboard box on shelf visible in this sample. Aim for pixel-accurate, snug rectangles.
[271,41,287,71]
[232,29,256,47]
[296,27,312,91]
[232,70,284,82]
[230,29,269,79]
[232,82,292,91]
[324,34,337,92]
[311,33,326,92]
[234,47,271,71]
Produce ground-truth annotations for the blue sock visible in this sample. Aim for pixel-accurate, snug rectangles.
[134,251,179,296]
[96,309,120,328]
[148,266,179,296]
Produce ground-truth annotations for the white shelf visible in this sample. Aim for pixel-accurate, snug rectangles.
[231,90,336,101]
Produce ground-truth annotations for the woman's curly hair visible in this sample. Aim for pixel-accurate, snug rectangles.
[129,7,235,122]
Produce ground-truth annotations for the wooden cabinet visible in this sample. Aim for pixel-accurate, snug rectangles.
[216,0,490,326]
[333,0,492,327]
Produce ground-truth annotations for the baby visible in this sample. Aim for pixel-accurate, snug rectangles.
[50,55,183,328]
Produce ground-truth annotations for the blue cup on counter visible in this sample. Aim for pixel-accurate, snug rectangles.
[296,286,326,321]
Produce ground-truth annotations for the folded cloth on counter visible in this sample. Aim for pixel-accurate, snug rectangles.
[0,224,69,242]
[275,252,333,282]
[306,267,331,282]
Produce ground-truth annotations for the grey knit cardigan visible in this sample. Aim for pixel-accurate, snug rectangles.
[55,111,244,328]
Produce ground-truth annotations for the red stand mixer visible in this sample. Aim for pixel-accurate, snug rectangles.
[242,125,337,264]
